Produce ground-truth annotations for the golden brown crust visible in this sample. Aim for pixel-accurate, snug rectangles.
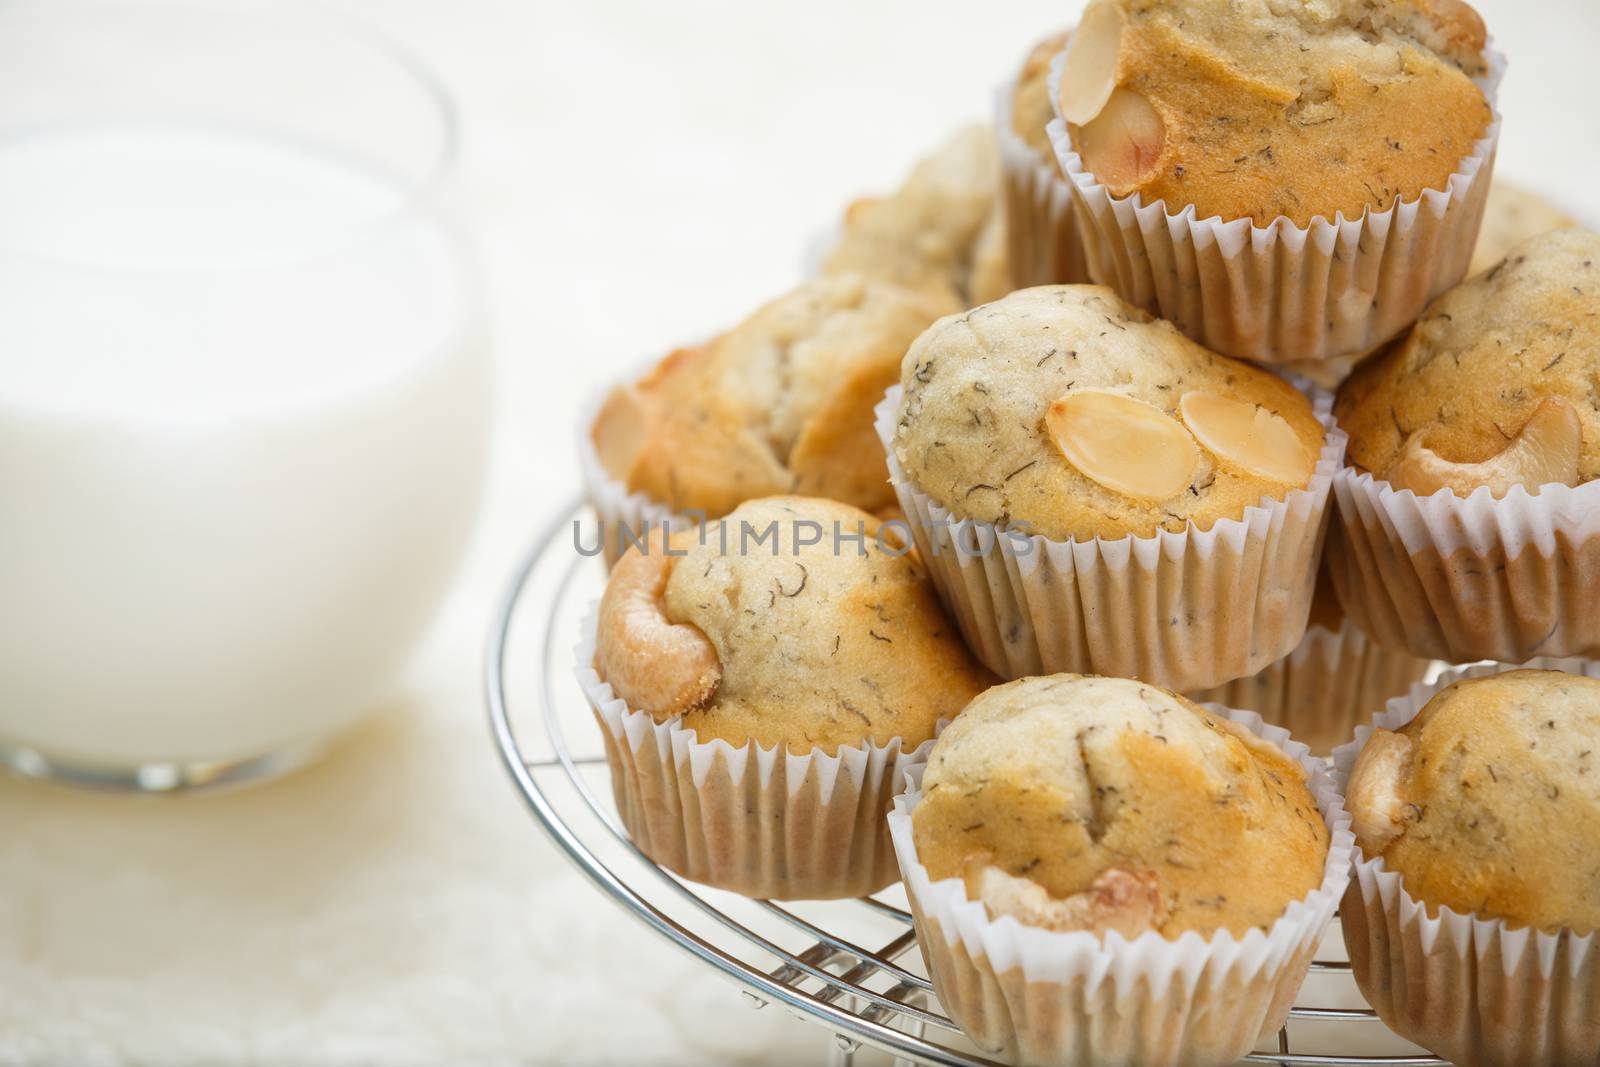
[893,285,1325,541]
[1345,670,1600,933]
[912,675,1329,938]
[822,126,1005,311]
[1011,30,1072,160]
[591,274,946,518]
[1470,179,1578,276]
[1336,229,1600,485]
[1062,0,1493,226]
[653,497,993,754]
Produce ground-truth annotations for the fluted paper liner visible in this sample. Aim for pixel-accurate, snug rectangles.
[575,610,933,900]
[876,387,1346,692]
[1332,660,1600,1067]
[996,80,1088,291]
[1044,47,1504,365]
[578,381,694,568]
[890,705,1355,1067]
[1186,620,1430,754]
[1328,470,1600,663]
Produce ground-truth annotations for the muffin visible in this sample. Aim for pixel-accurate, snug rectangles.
[1471,178,1579,275]
[881,284,1344,690]
[581,273,947,563]
[1187,566,1431,754]
[1047,0,1502,364]
[578,495,992,899]
[889,675,1352,1067]
[997,30,1089,290]
[1330,228,1600,662]
[821,126,1009,312]
[1335,663,1600,1067]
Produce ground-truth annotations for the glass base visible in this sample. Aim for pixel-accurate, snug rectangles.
[0,734,329,793]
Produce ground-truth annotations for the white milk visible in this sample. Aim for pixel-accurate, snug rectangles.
[0,124,488,769]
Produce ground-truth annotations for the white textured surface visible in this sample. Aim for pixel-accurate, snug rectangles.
[1,1,1596,1064]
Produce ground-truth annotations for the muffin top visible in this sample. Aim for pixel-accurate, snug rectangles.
[893,285,1325,541]
[1346,669,1600,933]
[1470,179,1578,276]
[1057,0,1493,226]
[592,273,946,519]
[911,675,1329,938]
[593,496,993,754]
[1336,229,1600,498]
[1011,30,1071,159]
[823,125,1010,312]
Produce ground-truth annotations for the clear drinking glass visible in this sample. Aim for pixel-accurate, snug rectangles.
[0,2,491,790]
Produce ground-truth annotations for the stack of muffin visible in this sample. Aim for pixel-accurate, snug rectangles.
[571,2,1600,1064]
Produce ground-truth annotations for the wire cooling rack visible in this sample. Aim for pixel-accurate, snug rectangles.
[486,497,1449,1067]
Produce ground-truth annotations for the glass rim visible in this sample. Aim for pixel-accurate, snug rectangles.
[0,0,462,273]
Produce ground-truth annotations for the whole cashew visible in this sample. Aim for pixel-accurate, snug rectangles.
[963,858,1169,937]
[1386,396,1582,499]
[594,546,721,717]
[1345,729,1416,855]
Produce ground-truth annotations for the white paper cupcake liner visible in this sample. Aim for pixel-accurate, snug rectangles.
[1328,470,1600,663]
[1186,620,1431,754]
[1332,659,1600,1067]
[876,387,1347,692]
[890,704,1355,1067]
[575,609,934,900]
[996,80,1088,291]
[1044,46,1504,365]
[577,378,695,568]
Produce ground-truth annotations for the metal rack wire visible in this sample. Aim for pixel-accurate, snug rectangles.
[485,497,1449,1066]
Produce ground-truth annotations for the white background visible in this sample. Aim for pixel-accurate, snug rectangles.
[2,1,1596,1064]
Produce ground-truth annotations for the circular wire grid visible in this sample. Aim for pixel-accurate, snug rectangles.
[486,498,1449,1067]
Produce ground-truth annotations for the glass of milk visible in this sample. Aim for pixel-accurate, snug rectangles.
[0,3,490,790]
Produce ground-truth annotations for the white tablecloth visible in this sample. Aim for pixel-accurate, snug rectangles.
[2,1,1595,1063]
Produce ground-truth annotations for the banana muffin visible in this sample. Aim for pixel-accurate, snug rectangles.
[1336,228,1600,499]
[913,675,1329,937]
[592,496,992,754]
[584,495,991,899]
[892,674,1349,1066]
[1471,179,1579,276]
[1338,665,1600,1067]
[589,273,946,527]
[1346,669,1600,932]
[822,126,1009,312]
[893,285,1325,542]
[1057,0,1494,226]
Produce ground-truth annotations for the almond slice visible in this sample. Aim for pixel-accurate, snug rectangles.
[1385,395,1582,499]
[1046,388,1199,501]
[1180,391,1316,486]
[1058,0,1127,125]
[1073,88,1165,189]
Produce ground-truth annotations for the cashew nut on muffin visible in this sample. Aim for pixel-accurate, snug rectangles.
[1057,0,1494,226]
[591,273,947,520]
[893,284,1325,541]
[1345,669,1600,934]
[592,496,993,754]
[911,675,1330,937]
[1336,228,1600,499]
